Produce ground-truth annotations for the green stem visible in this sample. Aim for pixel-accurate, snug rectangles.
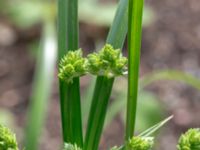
[84,77,114,150]
[57,0,67,60]
[58,0,83,146]
[125,0,144,140]
[84,0,128,149]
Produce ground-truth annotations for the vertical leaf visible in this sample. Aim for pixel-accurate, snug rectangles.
[24,20,57,150]
[84,0,128,150]
[58,0,83,146]
[125,0,144,140]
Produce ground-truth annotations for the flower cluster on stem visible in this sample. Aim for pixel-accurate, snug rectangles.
[58,44,127,83]
[87,44,127,78]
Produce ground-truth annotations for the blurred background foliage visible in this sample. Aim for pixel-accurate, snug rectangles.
[0,0,200,150]
[0,0,154,28]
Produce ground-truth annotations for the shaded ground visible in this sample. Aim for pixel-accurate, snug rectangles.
[0,0,200,150]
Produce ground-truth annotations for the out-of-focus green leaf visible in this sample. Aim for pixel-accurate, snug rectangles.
[136,91,163,132]
[24,20,57,150]
[2,0,154,28]
[5,1,44,28]
[3,0,55,28]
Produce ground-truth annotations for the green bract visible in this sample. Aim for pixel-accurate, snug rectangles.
[63,143,82,150]
[58,49,86,83]
[87,44,127,78]
[0,124,18,150]
[177,128,200,150]
[126,136,154,150]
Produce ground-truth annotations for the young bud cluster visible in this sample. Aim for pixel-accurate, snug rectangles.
[177,128,200,150]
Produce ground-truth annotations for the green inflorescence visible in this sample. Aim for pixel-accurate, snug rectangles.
[0,124,18,150]
[58,49,87,83]
[63,143,82,150]
[177,128,200,150]
[58,44,127,83]
[87,44,127,77]
[126,136,154,150]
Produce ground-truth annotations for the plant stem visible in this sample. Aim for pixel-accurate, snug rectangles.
[84,0,128,149]
[58,0,83,146]
[125,0,144,140]
[57,0,67,60]
[84,77,114,150]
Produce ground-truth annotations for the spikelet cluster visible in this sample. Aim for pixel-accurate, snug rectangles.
[58,49,86,83]
[87,44,127,77]
[58,44,127,83]
[126,136,154,150]
[0,124,18,150]
[177,128,200,150]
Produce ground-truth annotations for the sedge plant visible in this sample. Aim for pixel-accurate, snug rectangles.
[0,0,200,150]
[57,0,169,149]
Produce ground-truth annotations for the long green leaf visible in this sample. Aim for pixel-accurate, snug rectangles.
[126,0,144,140]
[24,20,57,150]
[58,0,83,146]
[84,0,128,149]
